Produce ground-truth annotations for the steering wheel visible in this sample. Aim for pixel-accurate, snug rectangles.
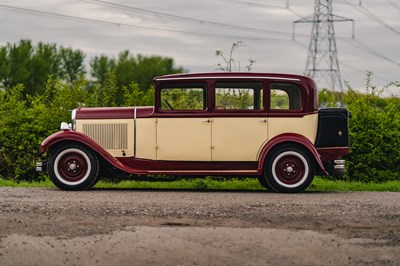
[163,99,174,110]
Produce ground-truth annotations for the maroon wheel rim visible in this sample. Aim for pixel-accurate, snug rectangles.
[274,154,306,185]
[57,151,89,183]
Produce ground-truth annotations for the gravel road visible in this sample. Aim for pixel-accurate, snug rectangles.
[0,187,399,266]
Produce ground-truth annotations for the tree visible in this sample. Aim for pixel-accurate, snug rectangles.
[0,40,33,93]
[30,43,61,95]
[0,40,86,95]
[90,55,116,88]
[60,47,86,85]
[92,70,119,107]
[132,54,184,90]
[90,51,185,92]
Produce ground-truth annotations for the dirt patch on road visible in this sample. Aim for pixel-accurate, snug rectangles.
[0,187,399,265]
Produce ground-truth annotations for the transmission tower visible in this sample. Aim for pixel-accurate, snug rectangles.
[293,0,354,92]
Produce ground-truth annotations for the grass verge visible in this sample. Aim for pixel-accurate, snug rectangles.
[309,178,400,192]
[0,176,399,192]
[0,178,55,188]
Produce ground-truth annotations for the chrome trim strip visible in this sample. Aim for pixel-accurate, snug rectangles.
[134,106,137,158]
[71,109,77,131]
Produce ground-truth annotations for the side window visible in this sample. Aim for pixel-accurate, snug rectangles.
[160,84,206,111]
[215,82,263,110]
[270,83,302,110]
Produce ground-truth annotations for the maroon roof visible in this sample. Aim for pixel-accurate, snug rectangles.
[154,72,312,82]
[154,72,318,113]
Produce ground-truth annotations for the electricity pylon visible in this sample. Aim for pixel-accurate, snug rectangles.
[293,0,354,92]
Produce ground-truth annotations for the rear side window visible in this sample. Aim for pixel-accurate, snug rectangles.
[215,82,263,110]
[160,84,206,111]
[270,83,302,110]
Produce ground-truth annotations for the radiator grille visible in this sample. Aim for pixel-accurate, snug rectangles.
[82,123,128,150]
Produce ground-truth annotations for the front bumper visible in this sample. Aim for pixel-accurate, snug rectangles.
[36,161,47,172]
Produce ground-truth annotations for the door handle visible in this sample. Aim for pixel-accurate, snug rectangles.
[202,119,211,123]
[259,118,267,123]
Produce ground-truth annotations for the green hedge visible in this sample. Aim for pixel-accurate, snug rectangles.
[0,75,153,181]
[344,77,400,182]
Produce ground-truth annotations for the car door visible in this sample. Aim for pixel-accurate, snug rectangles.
[156,83,212,161]
[211,82,268,162]
[212,117,268,161]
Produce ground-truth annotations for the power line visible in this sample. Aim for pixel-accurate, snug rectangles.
[292,34,400,71]
[334,0,360,5]
[215,0,304,17]
[338,37,400,68]
[0,4,288,41]
[293,37,391,83]
[79,0,291,37]
[342,0,400,36]
[387,0,400,11]
[293,39,392,83]
[340,61,392,83]
[215,0,286,9]
[359,5,400,35]
[0,2,397,83]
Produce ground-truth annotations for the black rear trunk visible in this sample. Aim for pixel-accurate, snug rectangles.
[315,108,350,148]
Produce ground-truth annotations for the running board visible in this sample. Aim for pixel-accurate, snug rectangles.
[148,170,259,175]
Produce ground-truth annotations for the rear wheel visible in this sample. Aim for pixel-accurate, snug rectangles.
[48,143,99,190]
[260,145,315,193]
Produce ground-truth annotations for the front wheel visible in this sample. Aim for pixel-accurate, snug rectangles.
[260,145,315,193]
[48,143,99,190]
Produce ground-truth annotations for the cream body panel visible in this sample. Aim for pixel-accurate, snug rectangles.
[212,118,268,161]
[76,119,134,157]
[136,118,157,160]
[156,118,211,161]
[267,113,318,144]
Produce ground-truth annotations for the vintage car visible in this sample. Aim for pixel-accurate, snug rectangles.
[36,72,349,192]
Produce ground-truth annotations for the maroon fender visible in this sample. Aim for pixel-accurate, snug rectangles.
[258,133,328,175]
[39,130,147,175]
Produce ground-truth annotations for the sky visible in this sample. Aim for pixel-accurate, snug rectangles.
[0,0,399,95]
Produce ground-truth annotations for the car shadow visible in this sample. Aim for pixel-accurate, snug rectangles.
[85,187,339,194]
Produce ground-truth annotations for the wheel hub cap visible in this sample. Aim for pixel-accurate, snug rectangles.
[275,155,305,185]
[58,153,88,182]
[285,164,294,174]
[69,162,77,171]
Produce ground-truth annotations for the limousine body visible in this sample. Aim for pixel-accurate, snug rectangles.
[37,72,349,192]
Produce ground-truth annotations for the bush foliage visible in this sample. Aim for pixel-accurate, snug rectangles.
[0,42,399,183]
[0,40,174,181]
[344,75,400,182]
[318,72,400,182]
[0,74,155,181]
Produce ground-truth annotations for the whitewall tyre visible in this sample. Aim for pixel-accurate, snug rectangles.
[261,145,315,193]
[48,143,99,190]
